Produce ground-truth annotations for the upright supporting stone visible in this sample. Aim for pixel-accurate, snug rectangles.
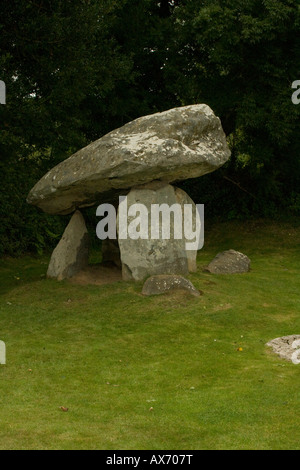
[174,187,199,273]
[117,181,199,281]
[47,210,89,281]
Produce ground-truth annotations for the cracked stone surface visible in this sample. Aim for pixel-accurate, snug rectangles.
[27,104,230,215]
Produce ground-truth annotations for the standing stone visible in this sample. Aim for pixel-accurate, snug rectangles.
[117,181,200,281]
[174,187,200,273]
[204,249,250,274]
[47,210,89,281]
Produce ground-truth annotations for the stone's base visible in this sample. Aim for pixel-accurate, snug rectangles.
[122,257,189,282]
[175,186,198,273]
[122,263,135,282]
[204,249,250,274]
[117,182,199,281]
[47,210,89,281]
[142,275,202,297]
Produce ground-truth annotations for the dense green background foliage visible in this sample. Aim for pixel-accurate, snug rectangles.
[1,0,300,255]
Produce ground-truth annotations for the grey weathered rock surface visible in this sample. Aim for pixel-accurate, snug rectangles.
[266,335,300,363]
[175,186,199,273]
[204,249,250,274]
[142,274,201,297]
[117,182,199,281]
[27,104,230,215]
[47,210,89,280]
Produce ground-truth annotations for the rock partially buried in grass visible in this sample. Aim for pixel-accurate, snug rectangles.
[142,274,201,297]
[26,104,230,215]
[266,335,300,364]
[204,249,250,274]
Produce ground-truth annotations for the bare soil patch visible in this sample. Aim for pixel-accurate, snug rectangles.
[70,262,122,285]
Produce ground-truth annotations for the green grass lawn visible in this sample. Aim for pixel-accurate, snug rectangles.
[0,219,300,450]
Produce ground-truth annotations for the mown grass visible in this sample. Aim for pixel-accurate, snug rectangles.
[0,219,300,450]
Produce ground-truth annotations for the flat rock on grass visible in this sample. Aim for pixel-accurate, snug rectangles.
[266,335,300,363]
[204,249,250,274]
[142,274,201,297]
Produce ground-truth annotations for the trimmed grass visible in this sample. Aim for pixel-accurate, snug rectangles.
[0,219,300,450]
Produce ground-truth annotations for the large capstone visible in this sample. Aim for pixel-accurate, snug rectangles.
[27,104,230,215]
[47,210,89,280]
[117,181,200,281]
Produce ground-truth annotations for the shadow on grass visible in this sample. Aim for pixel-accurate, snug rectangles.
[0,254,50,297]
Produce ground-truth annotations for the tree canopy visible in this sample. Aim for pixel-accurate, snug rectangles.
[0,0,299,255]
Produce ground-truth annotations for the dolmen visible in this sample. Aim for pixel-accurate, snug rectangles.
[27,104,231,281]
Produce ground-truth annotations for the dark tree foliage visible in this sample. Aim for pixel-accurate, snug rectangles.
[165,0,300,218]
[0,0,299,255]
